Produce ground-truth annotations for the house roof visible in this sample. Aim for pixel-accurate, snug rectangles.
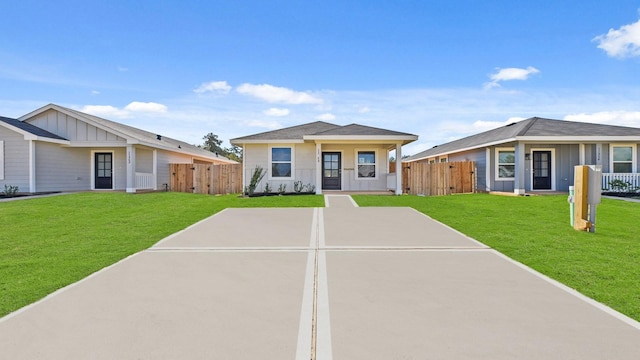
[19,104,236,163]
[0,116,69,142]
[405,117,640,162]
[231,121,418,145]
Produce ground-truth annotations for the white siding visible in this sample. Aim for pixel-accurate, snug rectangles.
[136,148,154,173]
[156,150,194,189]
[0,126,30,191]
[243,144,269,191]
[0,140,3,180]
[35,143,91,191]
[26,109,127,144]
[323,144,389,191]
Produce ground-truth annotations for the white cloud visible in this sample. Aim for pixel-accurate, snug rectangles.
[194,81,232,94]
[124,101,168,113]
[91,90,100,95]
[315,113,336,121]
[236,83,323,104]
[117,66,128,72]
[263,107,290,117]
[564,111,640,127]
[484,66,540,89]
[80,101,168,119]
[593,18,640,58]
[246,120,282,129]
[358,106,371,113]
[80,105,129,119]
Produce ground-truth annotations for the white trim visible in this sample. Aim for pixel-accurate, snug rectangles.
[530,148,556,191]
[579,143,585,165]
[354,148,378,180]
[495,147,515,181]
[405,138,518,163]
[609,144,637,173]
[439,156,448,163]
[28,140,36,192]
[0,140,4,180]
[90,149,116,190]
[268,144,295,180]
[517,136,640,142]
[304,134,417,142]
[232,139,305,145]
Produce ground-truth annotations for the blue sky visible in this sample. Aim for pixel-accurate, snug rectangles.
[1,0,640,155]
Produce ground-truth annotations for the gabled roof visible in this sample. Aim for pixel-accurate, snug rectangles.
[19,104,235,163]
[231,121,418,145]
[405,117,640,162]
[0,116,69,143]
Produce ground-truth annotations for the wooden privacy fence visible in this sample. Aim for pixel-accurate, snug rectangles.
[403,161,476,196]
[170,163,242,194]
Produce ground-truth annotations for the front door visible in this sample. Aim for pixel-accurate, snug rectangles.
[532,151,552,190]
[95,152,113,189]
[322,152,341,190]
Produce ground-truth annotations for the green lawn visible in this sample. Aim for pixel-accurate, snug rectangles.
[353,194,640,321]
[0,192,323,317]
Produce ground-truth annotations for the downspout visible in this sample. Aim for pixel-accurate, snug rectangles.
[29,140,36,193]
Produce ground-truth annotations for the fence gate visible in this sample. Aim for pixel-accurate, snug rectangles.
[170,163,243,195]
[403,161,475,196]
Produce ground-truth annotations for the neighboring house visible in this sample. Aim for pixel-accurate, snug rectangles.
[0,103,235,193]
[404,117,640,194]
[231,122,418,194]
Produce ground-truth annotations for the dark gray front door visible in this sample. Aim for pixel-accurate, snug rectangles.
[532,151,552,190]
[95,152,113,189]
[322,152,341,190]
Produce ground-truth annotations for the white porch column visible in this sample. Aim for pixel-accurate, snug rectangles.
[28,140,36,193]
[579,143,586,165]
[152,149,158,190]
[126,144,136,193]
[485,148,491,192]
[315,142,322,194]
[595,143,603,166]
[395,143,403,195]
[514,142,526,195]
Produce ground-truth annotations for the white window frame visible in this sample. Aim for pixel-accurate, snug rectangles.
[610,144,637,173]
[355,148,378,180]
[495,147,515,181]
[439,156,448,163]
[0,140,4,180]
[90,149,116,190]
[268,145,295,180]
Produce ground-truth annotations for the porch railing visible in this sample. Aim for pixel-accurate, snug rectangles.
[135,172,155,190]
[387,173,397,191]
[601,173,640,192]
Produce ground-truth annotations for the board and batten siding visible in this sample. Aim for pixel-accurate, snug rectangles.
[136,148,154,173]
[0,126,30,191]
[35,143,91,192]
[26,109,126,143]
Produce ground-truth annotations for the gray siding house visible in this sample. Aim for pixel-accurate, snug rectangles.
[231,122,418,194]
[404,117,640,194]
[0,104,235,193]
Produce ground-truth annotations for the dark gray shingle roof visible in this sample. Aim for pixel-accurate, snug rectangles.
[231,121,341,142]
[0,116,68,140]
[231,121,417,143]
[405,117,640,161]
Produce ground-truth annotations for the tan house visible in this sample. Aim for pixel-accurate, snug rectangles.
[231,121,418,194]
[0,104,235,193]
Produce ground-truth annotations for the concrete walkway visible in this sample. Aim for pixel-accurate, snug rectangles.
[1,195,639,359]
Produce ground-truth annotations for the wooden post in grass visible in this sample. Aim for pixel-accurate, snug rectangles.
[573,166,591,231]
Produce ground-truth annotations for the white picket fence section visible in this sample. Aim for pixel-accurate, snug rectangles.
[135,172,155,190]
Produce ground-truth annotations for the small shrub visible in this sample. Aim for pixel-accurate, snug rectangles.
[264,182,272,193]
[2,185,19,197]
[278,184,287,194]
[305,183,316,193]
[294,181,304,193]
[247,166,265,195]
[608,179,630,192]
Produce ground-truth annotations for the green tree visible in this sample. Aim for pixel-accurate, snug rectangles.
[202,133,225,154]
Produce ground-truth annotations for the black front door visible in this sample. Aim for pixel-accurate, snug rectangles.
[95,153,113,189]
[322,152,341,190]
[532,151,552,190]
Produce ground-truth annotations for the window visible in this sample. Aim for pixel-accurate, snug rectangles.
[611,145,635,173]
[439,157,448,163]
[496,148,515,180]
[357,150,376,178]
[270,147,293,178]
[0,140,4,180]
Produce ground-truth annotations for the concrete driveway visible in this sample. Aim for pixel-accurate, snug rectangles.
[1,195,639,359]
